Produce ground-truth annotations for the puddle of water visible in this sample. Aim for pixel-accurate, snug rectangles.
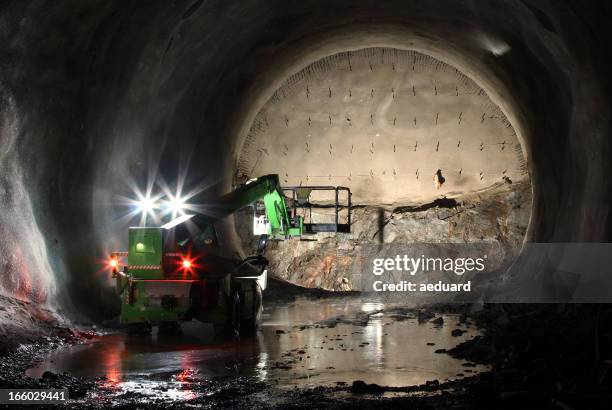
[26,297,488,401]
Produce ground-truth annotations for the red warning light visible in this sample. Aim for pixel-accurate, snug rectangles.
[182,259,192,269]
[108,256,120,276]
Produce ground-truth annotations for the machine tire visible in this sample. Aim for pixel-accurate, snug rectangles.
[230,291,242,339]
[158,321,182,336]
[241,284,263,335]
[126,322,152,336]
[213,289,243,339]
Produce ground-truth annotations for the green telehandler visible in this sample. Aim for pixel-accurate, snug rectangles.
[110,174,351,336]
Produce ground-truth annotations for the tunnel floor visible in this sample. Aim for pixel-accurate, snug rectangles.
[3,290,611,408]
[25,295,486,405]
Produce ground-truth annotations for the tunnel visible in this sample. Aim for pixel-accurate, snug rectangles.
[1,0,611,407]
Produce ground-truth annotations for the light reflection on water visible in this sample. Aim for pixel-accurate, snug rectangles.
[26,297,488,401]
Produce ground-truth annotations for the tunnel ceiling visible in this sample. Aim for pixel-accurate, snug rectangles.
[1,0,610,321]
[237,48,528,205]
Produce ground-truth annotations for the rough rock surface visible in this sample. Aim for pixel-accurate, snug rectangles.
[0,295,68,354]
[238,180,531,291]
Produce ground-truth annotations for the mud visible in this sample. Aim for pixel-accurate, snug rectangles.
[2,283,612,409]
[23,294,486,403]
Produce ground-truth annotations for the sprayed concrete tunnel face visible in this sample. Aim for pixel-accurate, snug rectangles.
[237,48,529,205]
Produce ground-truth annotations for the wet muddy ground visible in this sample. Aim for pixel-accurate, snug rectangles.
[26,297,487,402]
[2,284,612,408]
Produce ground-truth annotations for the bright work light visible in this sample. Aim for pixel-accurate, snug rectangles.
[167,195,186,215]
[136,196,156,215]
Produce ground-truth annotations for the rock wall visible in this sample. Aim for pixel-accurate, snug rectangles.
[238,180,531,291]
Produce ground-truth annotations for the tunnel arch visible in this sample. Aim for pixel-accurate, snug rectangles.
[235,46,530,208]
[226,27,535,244]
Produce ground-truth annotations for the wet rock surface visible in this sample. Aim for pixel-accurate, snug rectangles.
[0,294,71,355]
[0,333,97,400]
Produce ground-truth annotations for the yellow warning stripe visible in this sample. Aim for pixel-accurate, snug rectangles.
[112,252,184,258]
[129,265,161,270]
